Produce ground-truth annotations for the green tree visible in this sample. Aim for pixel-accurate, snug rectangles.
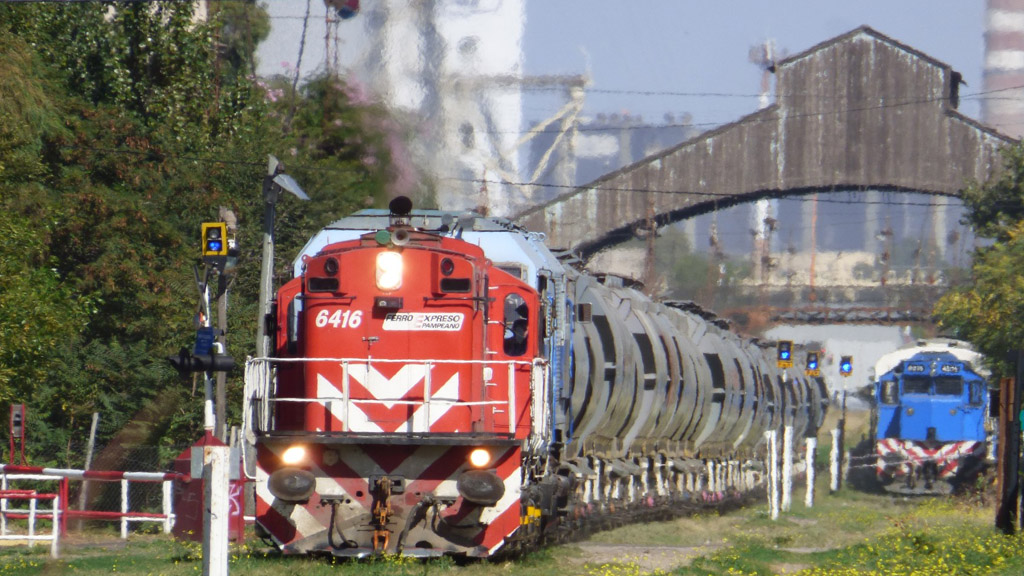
[934,144,1024,376]
[934,221,1024,377]
[0,2,403,465]
[960,145,1024,242]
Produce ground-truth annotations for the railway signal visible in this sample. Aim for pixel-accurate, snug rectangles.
[201,222,228,257]
[806,352,820,377]
[777,340,793,369]
[839,356,853,377]
[9,404,26,464]
[167,347,235,375]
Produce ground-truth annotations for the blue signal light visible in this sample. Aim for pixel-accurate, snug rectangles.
[777,341,792,361]
[839,356,853,376]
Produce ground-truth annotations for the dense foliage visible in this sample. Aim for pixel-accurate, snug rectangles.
[0,2,408,467]
[935,145,1024,377]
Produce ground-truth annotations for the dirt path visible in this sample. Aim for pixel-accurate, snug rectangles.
[568,542,722,573]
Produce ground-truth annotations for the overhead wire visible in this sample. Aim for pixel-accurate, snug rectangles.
[511,82,1024,135]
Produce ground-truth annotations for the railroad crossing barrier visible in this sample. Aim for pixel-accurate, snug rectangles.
[0,489,60,558]
[0,463,190,544]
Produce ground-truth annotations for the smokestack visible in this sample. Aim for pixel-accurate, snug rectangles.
[985,0,1024,137]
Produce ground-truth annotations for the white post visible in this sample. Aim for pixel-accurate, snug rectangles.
[768,430,779,520]
[805,437,817,508]
[28,496,37,547]
[782,425,794,512]
[162,480,173,534]
[830,427,841,493]
[203,444,230,576]
[120,479,129,539]
[50,496,60,559]
[1,474,7,536]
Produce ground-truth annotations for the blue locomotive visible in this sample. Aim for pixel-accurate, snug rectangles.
[871,341,989,494]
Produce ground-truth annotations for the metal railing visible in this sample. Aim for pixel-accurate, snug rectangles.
[0,489,60,558]
[244,357,539,435]
[0,464,187,541]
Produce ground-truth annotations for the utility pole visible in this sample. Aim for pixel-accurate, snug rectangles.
[256,156,308,358]
[214,208,237,441]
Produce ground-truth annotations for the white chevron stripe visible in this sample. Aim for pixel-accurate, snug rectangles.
[348,364,429,409]
[317,369,461,433]
[479,467,522,525]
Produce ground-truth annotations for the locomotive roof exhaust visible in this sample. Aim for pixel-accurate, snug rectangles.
[389,196,413,227]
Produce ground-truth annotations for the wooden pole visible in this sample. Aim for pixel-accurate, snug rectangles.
[74,412,100,530]
[996,352,1023,534]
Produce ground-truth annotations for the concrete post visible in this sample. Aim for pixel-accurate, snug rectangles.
[203,445,230,576]
[830,428,841,493]
[805,437,817,508]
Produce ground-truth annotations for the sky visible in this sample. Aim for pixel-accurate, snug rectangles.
[258,1,989,131]
[256,1,991,260]
[522,1,986,127]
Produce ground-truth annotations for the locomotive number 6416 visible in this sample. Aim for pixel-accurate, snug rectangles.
[314,308,363,328]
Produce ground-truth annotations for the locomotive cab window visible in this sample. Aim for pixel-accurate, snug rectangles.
[287,297,302,353]
[880,380,898,405]
[503,293,529,356]
[934,376,963,396]
[902,376,931,395]
[969,382,984,406]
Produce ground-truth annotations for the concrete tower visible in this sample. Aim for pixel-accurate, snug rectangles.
[985,0,1024,137]
[350,0,526,215]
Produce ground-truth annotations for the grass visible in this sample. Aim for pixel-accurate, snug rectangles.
[3,485,1021,576]
[3,412,1021,575]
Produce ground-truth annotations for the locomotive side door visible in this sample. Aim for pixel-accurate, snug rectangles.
[486,271,540,439]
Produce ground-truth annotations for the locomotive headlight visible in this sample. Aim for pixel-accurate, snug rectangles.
[281,445,307,466]
[376,251,403,291]
[469,448,491,468]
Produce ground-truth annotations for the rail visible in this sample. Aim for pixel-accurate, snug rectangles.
[244,356,540,435]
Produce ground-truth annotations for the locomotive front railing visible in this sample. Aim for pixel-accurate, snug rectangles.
[244,357,542,437]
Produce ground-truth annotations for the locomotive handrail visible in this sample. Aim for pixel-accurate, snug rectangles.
[244,356,545,435]
[249,356,538,365]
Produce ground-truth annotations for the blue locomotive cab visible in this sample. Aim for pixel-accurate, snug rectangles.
[878,354,985,443]
[872,345,989,493]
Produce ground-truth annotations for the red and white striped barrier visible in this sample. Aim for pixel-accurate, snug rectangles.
[0,463,189,483]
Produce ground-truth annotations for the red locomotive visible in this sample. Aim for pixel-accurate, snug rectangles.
[248,199,543,556]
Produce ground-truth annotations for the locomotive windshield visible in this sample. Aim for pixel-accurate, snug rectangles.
[934,376,963,396]
[902,375,931,394]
